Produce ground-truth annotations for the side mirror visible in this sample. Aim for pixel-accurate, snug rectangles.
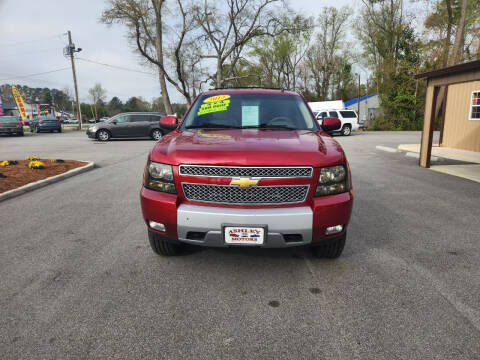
[321,117,341,133]
[159,116,178,131]
[112,120,117,125]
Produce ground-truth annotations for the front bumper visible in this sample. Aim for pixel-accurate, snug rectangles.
[86,129,96,138]
[141,187,353,248]
[177,204,312,247]
[0,128,22,133]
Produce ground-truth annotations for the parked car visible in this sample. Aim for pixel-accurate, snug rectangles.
[30,115,62,133]
[140,88,353,258]
[99,117,109,122]
[0,116,24,136]
[316,109,359,136]
[63,117,78,124]
[86,112,167,141]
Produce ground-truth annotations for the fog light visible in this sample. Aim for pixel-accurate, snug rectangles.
[325,225,343,235]
[149,221,165,232]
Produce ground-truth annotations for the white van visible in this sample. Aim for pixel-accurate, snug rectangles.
[315,109,359,136]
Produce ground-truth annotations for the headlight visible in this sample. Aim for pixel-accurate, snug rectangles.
[90,126,97,131]
[145,161,176,193]
[315,165,349,197]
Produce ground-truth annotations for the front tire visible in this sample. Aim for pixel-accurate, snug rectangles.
[341,124,351,136]
[151,128,163,141]
[311,233,346,259]
[148,231,183,256]
[97,129,110,141]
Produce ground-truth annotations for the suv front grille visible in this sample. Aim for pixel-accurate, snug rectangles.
[179,165,312,178]
[182,183,309,205]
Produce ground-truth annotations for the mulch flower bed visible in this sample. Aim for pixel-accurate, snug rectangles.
[0,159,88,194]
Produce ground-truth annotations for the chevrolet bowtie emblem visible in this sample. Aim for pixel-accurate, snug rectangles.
[230,177,260,188]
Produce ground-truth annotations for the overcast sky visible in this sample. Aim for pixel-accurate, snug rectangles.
[0,0,377,104]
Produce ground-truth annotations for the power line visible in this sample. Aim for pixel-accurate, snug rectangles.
[0,68,71,82]
[76,57,155,75]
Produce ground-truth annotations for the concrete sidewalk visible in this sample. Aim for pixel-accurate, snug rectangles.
[398,144,480,183]
[398,144,480,164]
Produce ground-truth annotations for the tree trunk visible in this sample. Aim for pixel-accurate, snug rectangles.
[448,0,467,66]
[216,58,223,88]
[152,0,173,114]
[443,0,453,67]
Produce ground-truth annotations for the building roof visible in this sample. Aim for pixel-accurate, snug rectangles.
[415,60,480,79]
[344,93,377,107]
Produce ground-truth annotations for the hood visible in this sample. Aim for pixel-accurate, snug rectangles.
[150,129,345,167]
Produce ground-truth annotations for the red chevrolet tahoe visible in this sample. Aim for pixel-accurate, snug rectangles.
[140,89,353,258]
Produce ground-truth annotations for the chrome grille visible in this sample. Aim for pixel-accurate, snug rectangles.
[182,183,309,205]
[179,165,312,178]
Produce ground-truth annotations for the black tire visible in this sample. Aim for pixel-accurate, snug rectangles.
[311,233,346,259]
[150,128,163,141]
[35,127,40,133]
[341,124,351,136]
[96,129,111,141]
[58,128,62,133]
[148,231,183,256]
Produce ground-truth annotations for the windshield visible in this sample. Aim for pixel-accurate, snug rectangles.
[181,93,318,131]
[0,116,18,123]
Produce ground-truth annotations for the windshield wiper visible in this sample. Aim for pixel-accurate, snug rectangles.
[242,124,298,130]
[186,123,241,129]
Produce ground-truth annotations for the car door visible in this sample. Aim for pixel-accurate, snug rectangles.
[110,114,130,137]
[128,114,150,137]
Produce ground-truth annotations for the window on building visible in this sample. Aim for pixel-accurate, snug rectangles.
[470,91,480,120]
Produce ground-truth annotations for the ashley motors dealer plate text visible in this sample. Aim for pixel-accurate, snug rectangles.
[224,226,265,245]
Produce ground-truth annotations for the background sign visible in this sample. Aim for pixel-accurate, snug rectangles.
[11,86,27,121]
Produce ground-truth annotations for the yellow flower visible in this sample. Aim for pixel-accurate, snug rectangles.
[28,160,45,169]
[26,155,40,161]
[0,160,10,167]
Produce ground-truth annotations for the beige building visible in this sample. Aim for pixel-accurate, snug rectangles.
[416,60,480,168]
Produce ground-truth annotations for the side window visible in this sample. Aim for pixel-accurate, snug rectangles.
[150,115,161,122]
[329,111,339,118]
[115,115,129,123]
[130,114,146,122]
[320,112,327,119]
[470,91,480,120]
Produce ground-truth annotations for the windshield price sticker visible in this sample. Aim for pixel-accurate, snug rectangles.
[197,95,231,116]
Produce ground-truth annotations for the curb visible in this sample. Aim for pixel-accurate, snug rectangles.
[376,145,400,153]
[0,161,95,203]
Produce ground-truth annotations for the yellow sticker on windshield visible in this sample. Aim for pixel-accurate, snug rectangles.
[203,95,230,103]
[197,95,231,116]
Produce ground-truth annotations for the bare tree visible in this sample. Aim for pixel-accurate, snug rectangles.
[88,83,107,121]
[193,0,282,88]
[306,6,351,100]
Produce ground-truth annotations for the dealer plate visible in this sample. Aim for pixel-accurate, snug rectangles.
[224,226,265,245]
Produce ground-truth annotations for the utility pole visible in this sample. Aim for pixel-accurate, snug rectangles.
[66,31,82,130]
[357,73,361,124]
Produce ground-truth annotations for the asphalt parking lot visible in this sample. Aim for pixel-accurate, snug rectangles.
[1,131,479,359]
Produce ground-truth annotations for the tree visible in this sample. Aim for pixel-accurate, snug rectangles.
[248,14,314,91]
[192,0,282,88]
[88,83,107,121]
[101,0,199,109]
[107,96,123,115]
[306,6,352,100]
[124,96,150,112]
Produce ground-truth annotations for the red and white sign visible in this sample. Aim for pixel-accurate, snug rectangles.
[225,226,264,245]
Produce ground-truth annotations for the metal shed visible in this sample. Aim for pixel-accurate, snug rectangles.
[415,60,480,168]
